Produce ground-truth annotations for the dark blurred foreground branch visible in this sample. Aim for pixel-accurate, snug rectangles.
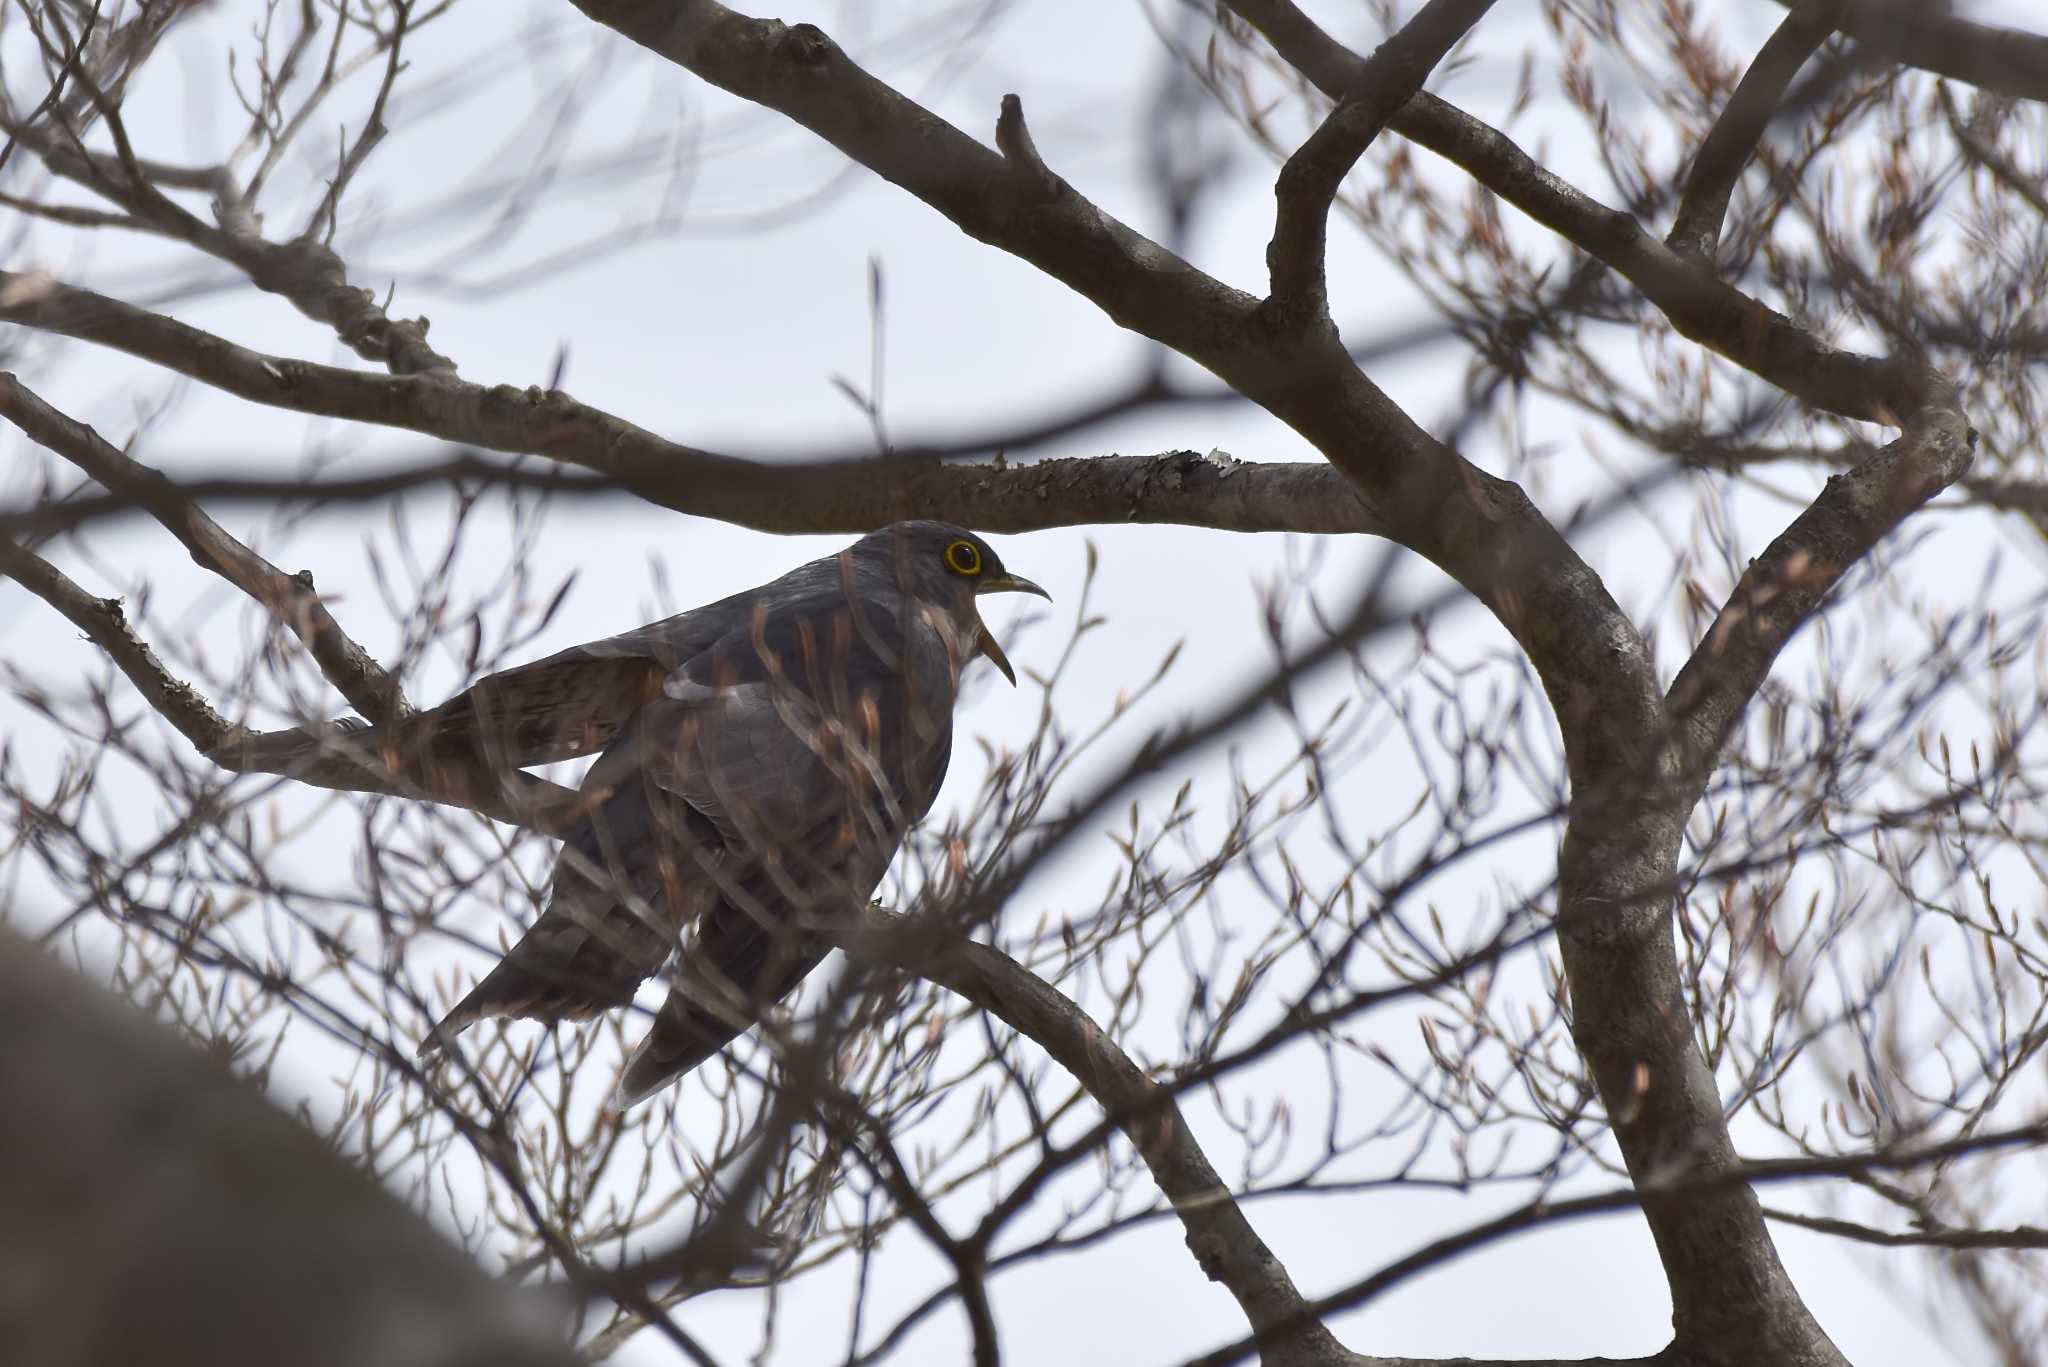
[1768,0,2048,104]
[0,923,578,1367]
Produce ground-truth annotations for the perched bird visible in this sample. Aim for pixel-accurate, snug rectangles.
[416,522,1046,1107]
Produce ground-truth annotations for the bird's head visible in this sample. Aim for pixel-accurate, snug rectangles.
[853,521,1050,685]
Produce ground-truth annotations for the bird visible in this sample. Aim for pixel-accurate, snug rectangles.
[413,521,1047,1107]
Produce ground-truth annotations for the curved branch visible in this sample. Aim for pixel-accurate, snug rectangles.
[830,909,1346,1365]
[1770,0,2048,104]
[1221,0,1937,425]
[1667,0,1845,264]
[1665,395,1973,791]
[1265,0,1500,314]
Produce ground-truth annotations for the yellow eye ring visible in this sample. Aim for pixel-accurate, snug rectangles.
[945,540,983,576]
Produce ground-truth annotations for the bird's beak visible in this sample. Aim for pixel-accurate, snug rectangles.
[976,621,1018,685]
[972,573,1049,686]
[975,573,1051,602]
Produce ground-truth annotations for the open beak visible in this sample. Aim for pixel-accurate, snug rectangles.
[972,573,1050,686]
[975,573,1050,602]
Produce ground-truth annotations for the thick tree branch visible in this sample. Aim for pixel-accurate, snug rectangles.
[1665,395,1974,791]
[1667,0,1845,265]
[1199,7,1961,1362]
[1222,0,1937,425]
[1768,0,2048,104]
[0,271,1384,537]
[0,448,1371,541]
[1550,401,1971,1364]
[1265,0,1499,314]
[0,925,578,1367]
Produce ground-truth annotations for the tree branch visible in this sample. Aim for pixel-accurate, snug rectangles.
[0,271,1384,536]
[0,75,456,376]
[0,536,234,754]
[1190,1119,2048,1367]
[0,372,412,723]
[1768,0,2048,104]
[1265,0,1499,314]
[1762,1205,2048,1252]
[0,535,578,827]
[1665,394,1975,791]
[831,909,1346,1366]
[1222,0,1937,425]
[1667,0,1845,264]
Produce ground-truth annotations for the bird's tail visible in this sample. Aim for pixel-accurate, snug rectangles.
[611,907,827,1109]
[421,782,678,1064]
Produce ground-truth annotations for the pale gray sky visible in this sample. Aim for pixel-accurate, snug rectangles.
[4,1,2042,1363]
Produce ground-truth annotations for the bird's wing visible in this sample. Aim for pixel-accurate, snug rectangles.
[602,625,920,1104]
[425,616,898,1063]
[359,595,760,774]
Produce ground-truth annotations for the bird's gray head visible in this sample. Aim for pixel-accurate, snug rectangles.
[845,521,1050,684]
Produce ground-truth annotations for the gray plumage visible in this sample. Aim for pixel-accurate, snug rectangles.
[418,522,1046,1107]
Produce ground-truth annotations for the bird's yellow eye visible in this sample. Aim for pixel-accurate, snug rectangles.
[944,540,983,576]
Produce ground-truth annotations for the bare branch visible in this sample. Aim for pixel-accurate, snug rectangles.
[1665,395,1976,792]
[832,908,1346,1364]
[0,113,457,376]
[1667,0,1845,264]
[0,271,1385,536]
[1224,0,1938,424]
[1266,0,1499,314]
[1762,1206,2048,1252]
[1769,0,2048,103]
[0,372,412,723]
[0,536,233,756]
[0,533,576,827]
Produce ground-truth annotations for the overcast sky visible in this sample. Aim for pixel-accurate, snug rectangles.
[5,2,2044,1363]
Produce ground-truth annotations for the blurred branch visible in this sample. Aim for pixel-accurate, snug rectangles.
[0,923,579,1367]
[1761,1206,2048,1251]
[1767,0,2048,103]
